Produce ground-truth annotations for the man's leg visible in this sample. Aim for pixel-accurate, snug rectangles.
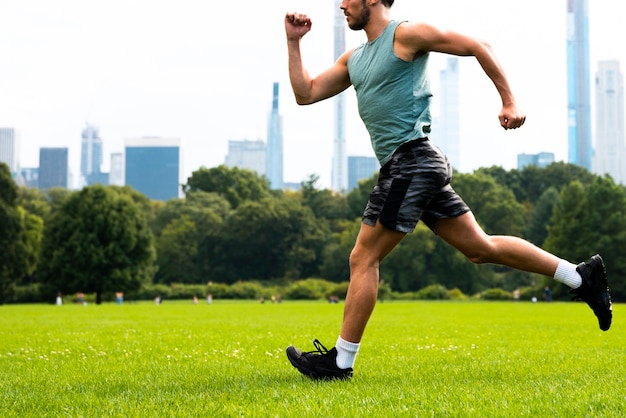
[435,211,559,275]
[436,211,611,330]
[340,220,406,343]
[285,220,405,379]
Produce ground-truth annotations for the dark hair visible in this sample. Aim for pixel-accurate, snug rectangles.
[381,0,394,6]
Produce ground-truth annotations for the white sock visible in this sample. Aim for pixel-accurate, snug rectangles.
[335,336,360,369]
[553,259,582,289]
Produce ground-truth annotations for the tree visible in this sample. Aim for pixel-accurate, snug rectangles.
[0,163,28,303]
[38,185,157,304]
[183,165,271,209]
[545,177,626,299]
[208,196,327,283]
[346,174,377,220]
[300,174,349,224]
[454,171,527,236]
[526,187,560,246]
[151,191,230,238]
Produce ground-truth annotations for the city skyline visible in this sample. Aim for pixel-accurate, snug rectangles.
[1,1,625,189]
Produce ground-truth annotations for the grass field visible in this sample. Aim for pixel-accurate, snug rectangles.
[0,300,623,417]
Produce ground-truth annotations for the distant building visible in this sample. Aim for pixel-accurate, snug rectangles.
[224,139,266,175]
[266,82,284,189]
[332,0,347,192]
[125,137,181,201]
[593,60,625,184]
[109,152,124,186]
[0,127,18,174]
[18,167,39,188]
[567,0,593,170]
[348,156,379,191]
[517,152,555,170]
[39,147,69,189]
[80,124,104,187]
[432,57,461,170]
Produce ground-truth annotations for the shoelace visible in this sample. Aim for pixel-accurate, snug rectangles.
[303,338,330,355]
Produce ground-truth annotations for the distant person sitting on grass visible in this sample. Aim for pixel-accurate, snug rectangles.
[284,0,612,381]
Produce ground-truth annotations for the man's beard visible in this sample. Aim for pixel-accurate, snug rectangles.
[348,2,370,31]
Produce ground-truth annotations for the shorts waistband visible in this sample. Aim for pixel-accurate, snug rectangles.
[397,137,429,152]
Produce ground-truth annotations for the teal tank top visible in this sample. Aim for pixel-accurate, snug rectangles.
[347,20,432,165]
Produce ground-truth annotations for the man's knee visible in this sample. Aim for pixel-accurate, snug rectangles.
[463,242,495,264]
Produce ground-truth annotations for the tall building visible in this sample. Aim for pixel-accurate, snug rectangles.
[109,152,124,186]
[517,152,555,170]
[125,137,181,201]
[332,0,347,192]
[593,60,625,184]
[0,127,18,174]
[225,139,266,175]
[80,124,104,186]
[567,0,593,170]
[432,57,461,170]
[39,147,69,189]
[348,156,379,191]
[266,82,283,189]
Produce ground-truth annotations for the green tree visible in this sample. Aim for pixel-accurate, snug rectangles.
[545,177,626,299]
[300,174,349,224]
[151,191,230,238]
[17,187,51,221]
[183,165,271,209]
[454,171,527,236]
[38,185,157,304]
[346,174,377,220]
[319,219,361,283]
[0,163,28,303]
[526,186,560,246]
[208,196,327,283]
[17,207,44,281]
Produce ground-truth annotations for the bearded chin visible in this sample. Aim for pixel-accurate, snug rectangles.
[348,5,370,30]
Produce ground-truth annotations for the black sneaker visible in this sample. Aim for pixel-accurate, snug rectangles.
[286,339,353,380]
[570,254,612,331]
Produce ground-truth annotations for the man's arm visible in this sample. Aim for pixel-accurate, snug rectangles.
[285,12,352,105]
[395,22,525,130]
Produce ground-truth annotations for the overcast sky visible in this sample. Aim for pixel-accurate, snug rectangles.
[1,0,624,189]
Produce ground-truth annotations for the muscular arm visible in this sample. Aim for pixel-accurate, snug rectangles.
[395,22,525,130]
[285,12,352,105]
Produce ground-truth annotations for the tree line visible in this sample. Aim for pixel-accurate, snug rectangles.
[1,161,625,304]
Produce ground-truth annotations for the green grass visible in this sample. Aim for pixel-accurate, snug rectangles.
[0,300,623,417]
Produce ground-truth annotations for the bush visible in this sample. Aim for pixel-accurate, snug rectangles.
[227,281,264,300]
[415,284,450,300]
[284,278,338,300]
[9,284,44,303]
[284,281,323,300]
[447,287,468,300]
[481,288,513,301]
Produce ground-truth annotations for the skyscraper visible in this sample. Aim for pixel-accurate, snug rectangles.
[80,124,103,186]
[567,0,593,170]
[125,137,181,201]
[0,127,18,173]
[332,0,347,192]
[266,82,284,189]
[433,57,461,170]
[39,147,69,189]
[594,60,625,184]
[225,139,266,176]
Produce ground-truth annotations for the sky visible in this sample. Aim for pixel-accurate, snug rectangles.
[1,0,625,189]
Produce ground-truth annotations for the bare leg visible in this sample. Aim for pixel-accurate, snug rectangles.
[436,211,559,276]
[340,221,405,343]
